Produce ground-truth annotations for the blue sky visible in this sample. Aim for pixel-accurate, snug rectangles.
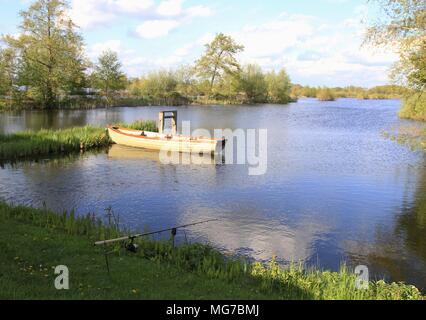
[0,0,396,87]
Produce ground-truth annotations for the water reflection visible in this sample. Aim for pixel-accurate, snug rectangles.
[178,206,330,262]
[345,162,426,289]
[108,144,225,165]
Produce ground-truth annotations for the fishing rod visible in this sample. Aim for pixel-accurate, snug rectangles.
[94,219,218,246]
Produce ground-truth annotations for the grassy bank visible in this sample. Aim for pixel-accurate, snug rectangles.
[0,202,423,300]
[0,121,158,161]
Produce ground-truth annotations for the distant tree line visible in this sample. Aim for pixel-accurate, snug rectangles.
[291,84,410,101]
[0,0,293,109]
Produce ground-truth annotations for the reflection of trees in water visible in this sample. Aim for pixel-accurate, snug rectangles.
[22,109,89,130]
[348,163,426,288]
[395,163,426,261]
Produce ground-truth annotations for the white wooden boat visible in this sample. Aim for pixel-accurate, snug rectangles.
[107,126,226,154]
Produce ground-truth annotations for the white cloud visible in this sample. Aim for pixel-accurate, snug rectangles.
[135,19,180,39]
[234,13,316,59]
[221,11,398,87]
[185,5,214,18]
[134,2,213,39]
[70,0,116,29]
[156,0,183,17]
[113,0,155,13]
[87,39,124,59]
[69,0,213,33]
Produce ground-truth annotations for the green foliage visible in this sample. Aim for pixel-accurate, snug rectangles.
[3,0,87,108]
[291,85,409,100]
[399,91,426,121]
[291,85,317,98]
[195,33,244,92]
[0,47,21,108]
[265,69,292,103]
[236,65,292,104]
[0,126,110,160]
[92,50,126,102]
[238,64,267,103]
[316,88,335,101]
[127,63,293,105]
[365,0,426,120]
[407,41,426,91]
[365,0,425,48]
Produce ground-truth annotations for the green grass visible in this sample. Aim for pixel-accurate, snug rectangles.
[0,121,159,161]
[0,202,423,300]
[0,126,111,161]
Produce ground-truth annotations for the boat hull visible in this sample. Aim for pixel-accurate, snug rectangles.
[107,127,225,154]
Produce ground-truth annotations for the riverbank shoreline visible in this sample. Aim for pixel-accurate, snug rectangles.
[0,202,423,300]
[0,96,407,113]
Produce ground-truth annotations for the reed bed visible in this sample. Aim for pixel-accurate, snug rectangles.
[114,120,158,132]
[0,120,159,161]
[0,201,423,300]
[0,126,110,160]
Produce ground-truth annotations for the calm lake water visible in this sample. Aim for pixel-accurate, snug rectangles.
[1,98,425,289]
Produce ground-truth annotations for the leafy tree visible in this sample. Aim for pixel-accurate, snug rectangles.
[195,33,244,92]
[3,0,87,108]
[365,0,425,49]
[406,41,426,90]
[316,88,335,101]
[174,65,198,97]
[365,0,425,119]
[239,64,267,103]
[217,72,240,101]
[92,50,126,100]
[0,47,21,107]
[265,69,292,103]
[140,70,177,99]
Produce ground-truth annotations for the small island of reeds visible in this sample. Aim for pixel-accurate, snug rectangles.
[0,120,158,161]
